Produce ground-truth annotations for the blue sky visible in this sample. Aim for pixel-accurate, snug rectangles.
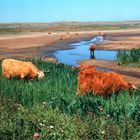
[0,0,140,22]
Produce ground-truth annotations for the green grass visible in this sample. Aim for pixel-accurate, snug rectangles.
[0,59,140,139]
[117,48,140,67]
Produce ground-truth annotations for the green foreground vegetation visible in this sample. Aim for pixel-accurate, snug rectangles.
[0,21,140,34]
[0,59,140,140]
[117,48,140,67]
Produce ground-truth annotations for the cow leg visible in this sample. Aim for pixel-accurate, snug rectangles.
[3,70,11,78]
[2,69,10,78]
[20,74,25,79]
[5,73,11,79]
[90,51,92,58]
[90,51,95,59]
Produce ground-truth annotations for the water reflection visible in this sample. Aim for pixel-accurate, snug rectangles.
[90,53,95,59]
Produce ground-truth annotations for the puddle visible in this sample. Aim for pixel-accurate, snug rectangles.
[52,36,117,66]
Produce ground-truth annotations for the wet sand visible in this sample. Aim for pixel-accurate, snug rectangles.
[0,32,94,59]
[0,29,140,86]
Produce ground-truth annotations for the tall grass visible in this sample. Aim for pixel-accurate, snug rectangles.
[0,59,140,139]
[117,48,140,66]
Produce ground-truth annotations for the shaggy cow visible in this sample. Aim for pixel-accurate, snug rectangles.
[89,44,96,51]
[2,59,44,80]
[77,64,135,96]
[89,44,96,58]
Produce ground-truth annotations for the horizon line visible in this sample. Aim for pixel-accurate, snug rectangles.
[0,20,140,24]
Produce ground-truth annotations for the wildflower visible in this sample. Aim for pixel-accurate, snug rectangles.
[98,106,104,111]
[106,114,110,118]
[55,107,59,111]
[39,123,45,127]
[34,132,40,139]
[17,107,21,111]
[101,130,105,135]
[42,101,47,108]
[53,132,56,135]
[50,125,54,129]
[43,120,46,123]
[87,112,94,118]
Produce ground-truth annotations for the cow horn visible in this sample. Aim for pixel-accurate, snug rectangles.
[131,85,137,89]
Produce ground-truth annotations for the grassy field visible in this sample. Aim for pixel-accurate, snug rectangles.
[0,21,140,34]
[117,48,140,67]
[0,59,140,139]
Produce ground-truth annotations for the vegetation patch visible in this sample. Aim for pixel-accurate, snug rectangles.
[117,48,140,67]
[0,59,140,139]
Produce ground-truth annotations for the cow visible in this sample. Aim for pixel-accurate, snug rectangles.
[77,64,136,96]
[59,34,63,40]
[74,33,78,35]
[66,32,70,35]
[2,59,44,80]
[59,34,71,40]
[89,44,96,58]
[101,32,107,40]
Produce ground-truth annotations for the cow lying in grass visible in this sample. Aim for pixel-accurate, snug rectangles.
[77,64,136,96]
[2,59,44,80]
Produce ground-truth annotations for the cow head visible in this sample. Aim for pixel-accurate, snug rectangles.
[37,71,44,79]
[127,82,137,90]
[89,44,96,51]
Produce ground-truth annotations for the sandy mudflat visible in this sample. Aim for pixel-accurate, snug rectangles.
[0,31,94,59]
[0,29,140,59]
[0,29,140,86]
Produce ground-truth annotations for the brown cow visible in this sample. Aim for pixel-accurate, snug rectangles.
[77,64,135,96]
[89,44,96,58]
[89,44,96,51]
[74,33,78,35]
[66,32,70,35]
[101,32,107,40]
[59,34,63,40]
[2,59,44,80]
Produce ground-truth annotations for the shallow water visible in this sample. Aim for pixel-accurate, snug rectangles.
[53,36,117,66]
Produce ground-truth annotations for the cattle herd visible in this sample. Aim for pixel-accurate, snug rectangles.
[59,32,79,40]
[1,58,136,96]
